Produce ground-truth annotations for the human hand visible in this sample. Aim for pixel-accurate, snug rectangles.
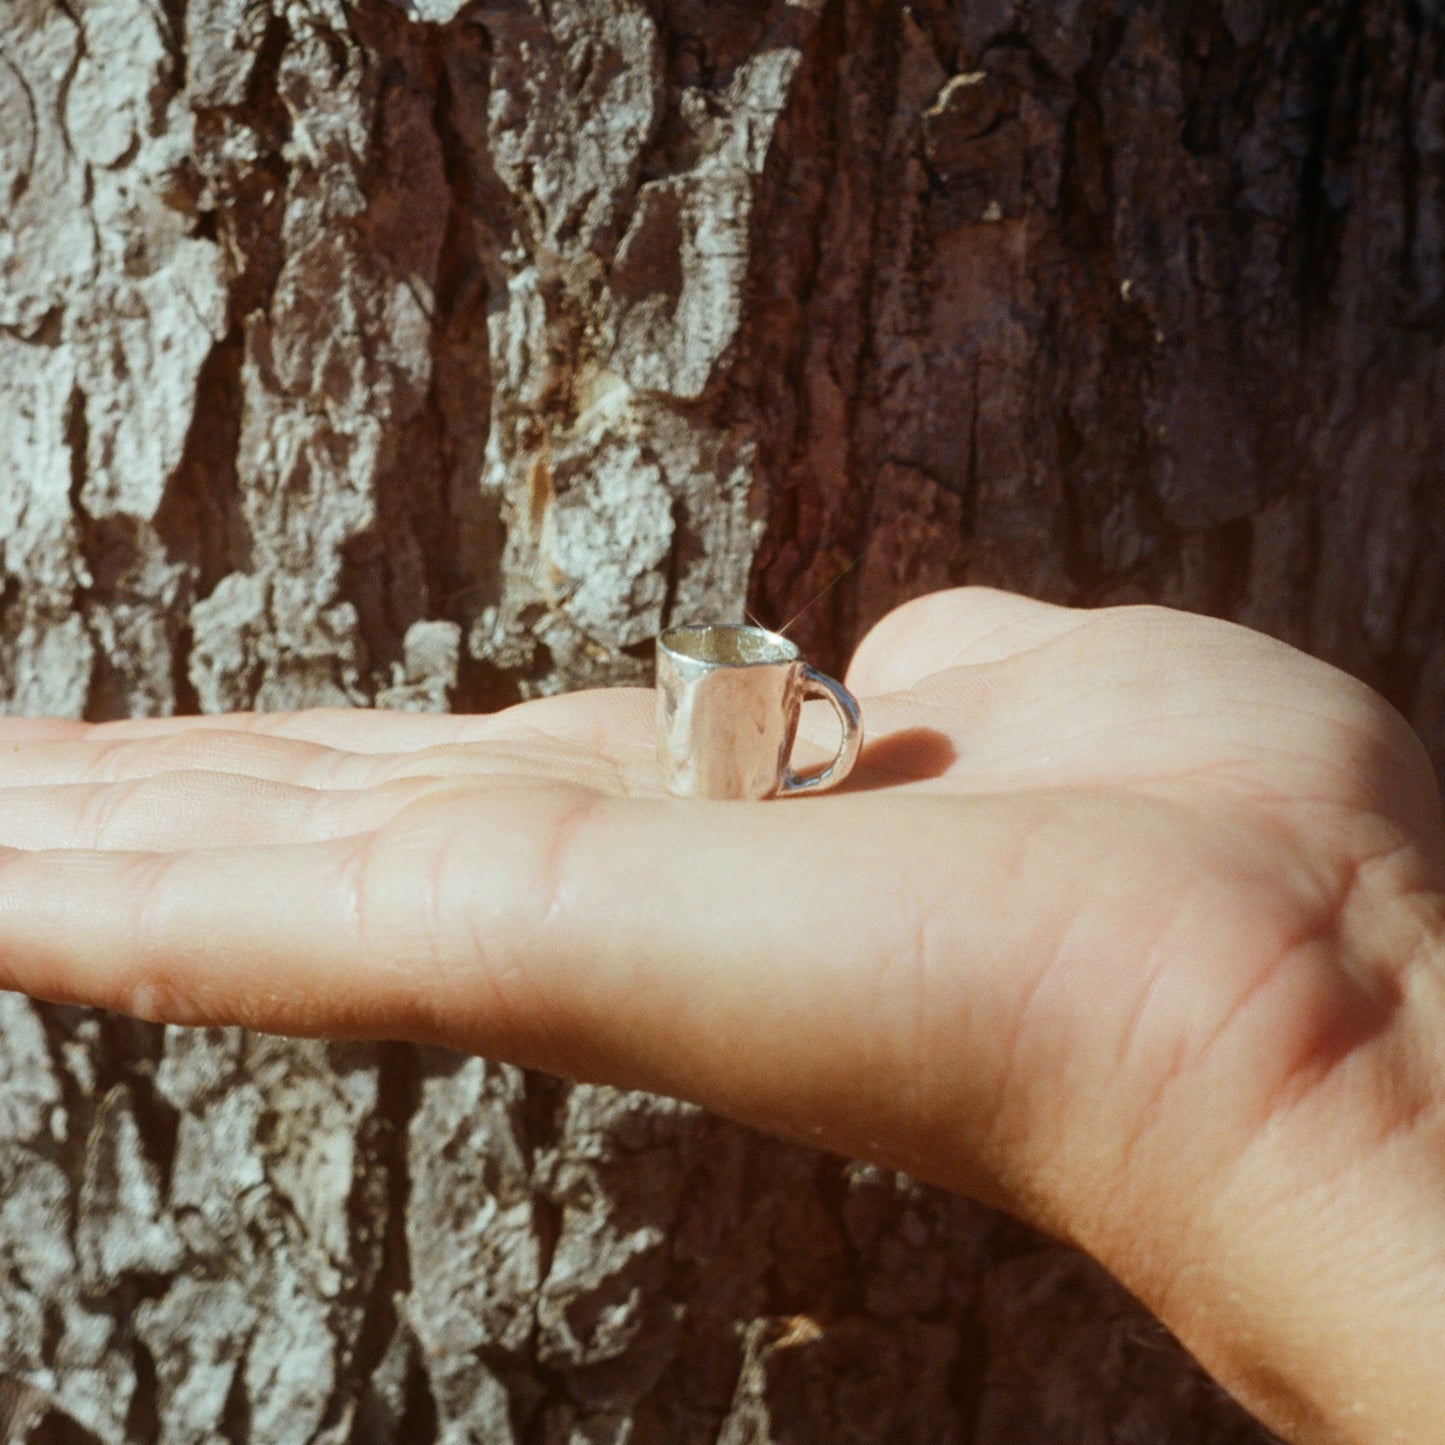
[1,588,1442,1444]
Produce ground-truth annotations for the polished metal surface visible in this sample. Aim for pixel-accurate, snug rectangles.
[655,623,863,799]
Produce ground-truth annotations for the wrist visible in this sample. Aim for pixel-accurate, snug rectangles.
[1165,922,1445,1444]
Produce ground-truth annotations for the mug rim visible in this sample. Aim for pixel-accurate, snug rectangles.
[657,622,800,667]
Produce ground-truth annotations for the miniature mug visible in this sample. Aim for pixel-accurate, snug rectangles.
[655,623,863,799]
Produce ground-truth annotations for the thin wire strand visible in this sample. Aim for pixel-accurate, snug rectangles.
[751,517,907,637]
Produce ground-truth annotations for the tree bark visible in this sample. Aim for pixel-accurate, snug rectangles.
[2,0,1441,1439]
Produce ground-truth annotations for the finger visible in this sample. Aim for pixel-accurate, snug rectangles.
[0,782,593,1039]
[0,772,461,852]
[846,587,1089,696]
[456,688,662,790]
[0,783,1073,1189]
[0,735,660,858]
[361,688,661,795]
[0,790,969,1143]
[0,727,386,790]
[0,710,474,749]
[0,687,656,754]
[0,708,494,751]
[0,718,97,741]
[15,713,491,751]
[0,691,661,792]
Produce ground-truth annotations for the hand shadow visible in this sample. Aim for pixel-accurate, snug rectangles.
[840,727,957,792]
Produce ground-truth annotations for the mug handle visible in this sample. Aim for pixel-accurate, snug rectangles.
[781,665,863,796]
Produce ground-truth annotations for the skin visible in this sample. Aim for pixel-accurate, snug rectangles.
[0,586,1442,1442]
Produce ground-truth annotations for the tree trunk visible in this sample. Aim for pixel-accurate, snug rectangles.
[2,0,1441,1440]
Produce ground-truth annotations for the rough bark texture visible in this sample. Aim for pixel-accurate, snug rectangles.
[2,0,1442,1440]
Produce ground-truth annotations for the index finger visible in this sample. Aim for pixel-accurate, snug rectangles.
[0,782,1031,1182]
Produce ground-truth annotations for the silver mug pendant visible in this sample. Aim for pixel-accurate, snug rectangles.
[655,623,863,799]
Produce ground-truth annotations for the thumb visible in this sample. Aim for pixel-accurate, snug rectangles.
[847,587,1089,696]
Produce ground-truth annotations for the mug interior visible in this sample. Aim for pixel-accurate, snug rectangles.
[661,623,798,666]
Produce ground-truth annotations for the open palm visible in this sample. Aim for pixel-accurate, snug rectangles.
[2,587,1443,1444]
